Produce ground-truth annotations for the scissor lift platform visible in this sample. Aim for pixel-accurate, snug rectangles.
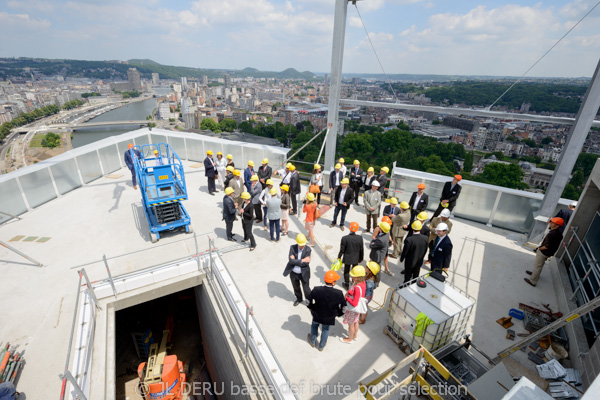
[132,143,193,243]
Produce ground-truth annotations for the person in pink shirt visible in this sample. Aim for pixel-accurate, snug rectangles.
[339,265,366,344]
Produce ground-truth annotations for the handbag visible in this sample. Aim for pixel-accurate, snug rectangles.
[346,286,368,313]
[314,207,321,219]
[309,184,321,194]
[331,258,343,271]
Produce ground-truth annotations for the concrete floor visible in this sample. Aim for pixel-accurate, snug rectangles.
[0,160,561,399]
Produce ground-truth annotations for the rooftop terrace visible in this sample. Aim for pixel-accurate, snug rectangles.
[0,128,585,399]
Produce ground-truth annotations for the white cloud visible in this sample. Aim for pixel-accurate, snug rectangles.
[349,16,363,28]
[0,12,50,29]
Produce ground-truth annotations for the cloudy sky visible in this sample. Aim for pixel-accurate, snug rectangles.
[1,0,599,77]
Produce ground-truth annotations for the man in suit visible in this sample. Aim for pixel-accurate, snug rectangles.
[203,150,217,195]
[409,183,429,222]
[124,143,141,189]
[330,178,354,231]
[349,160,363,205]
[289,164,300,215]
[283,234,312,306]
[363,180,382,233]
[329,163,344,205]
[228,169,244,207]
[383,197,401,219]
[257,158,272,189]
[431,175,462,220]
[429,222,453,273]
[407,211,430,239]
[337,222,364,289]
[240,191,256,251]
[222,187,238,241]
[376,167,389,196]
[307,271,346,351]
[427,209,452,263]
[243,160,256,192]
[401,220,429,283]
[390,201,411,258]
[555,201,576,234]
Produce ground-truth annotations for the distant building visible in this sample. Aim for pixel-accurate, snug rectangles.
[158,103,172,120]
[184,113,196,129]
[127,68,142,91]
[202,75,208,85]
[181,77,187,91]
[443,116,477,132]
[224,74,231,89]
[152,73,160,85]
[232,112,247,125]
[352,77,360,86]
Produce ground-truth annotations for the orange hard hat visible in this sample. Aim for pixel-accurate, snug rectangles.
[417,183,426,189]
[349,222,359,232]
[454,175,462,181]
[324,270,341,284]
[550,217,564,227]
[128,143,134,149]
[381,216,392,225]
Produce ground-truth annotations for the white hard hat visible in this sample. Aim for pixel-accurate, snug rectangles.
[436,222,449,232]
[371,180,380,187]
[570,201,578,208]
[440,209,451,218]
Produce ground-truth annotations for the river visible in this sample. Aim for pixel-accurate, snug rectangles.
[71,87,172,148]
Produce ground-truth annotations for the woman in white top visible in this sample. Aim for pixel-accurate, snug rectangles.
[363,167,376,191]
[215,152,227,191]
[309,164,323,205]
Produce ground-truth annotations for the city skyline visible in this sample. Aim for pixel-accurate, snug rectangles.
[1,0,599,78]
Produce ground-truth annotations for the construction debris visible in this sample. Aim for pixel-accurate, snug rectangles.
[497,316,514,329]
[564,369,582,386]
[536,359,567,380]
[548,381,580,399]
[0,342,23,385]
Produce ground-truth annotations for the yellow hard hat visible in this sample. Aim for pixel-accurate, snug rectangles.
[289,165,296,171]
[306,193,315,202]
[417,211,428,221]
[335,163,341,169]
[366,261,380,276]
[341,178,349,184]
[217,151,223,156]
[400,201,410,209]
[241,192,251,200]
[280,184,289,192]
[226,166,234,172]
[286,162,293,168]
[227,154,233,160]
[314,164,321,170]
[248,160,254,166]
[266,179,274,186]
[411,220,423,231]
[349,265,366,277]
[225,187,234,195]
[381,166,389,173]
[379,221,391,233]
[153,149,158,154]
[339,157,345,163]
[262,158,269,164]
[354,160,360,165]
[233,169,241,176]
[250,175,259,181]
[207,150,213,155]
[270,188,277,196]
[296,233,307,246]
[367,167,374,172]
[390,197,398,205]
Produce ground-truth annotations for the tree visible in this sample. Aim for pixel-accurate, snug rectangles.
[476,163,527,189]
[219,118,237,132]
[562,184,579,200]
[41,132,61,148]
[200,118,221,133]
[574,153,599,178]
[521,138,536,148]
[238,121,254,134]
[541,136,554,145]
[464,151,474,173]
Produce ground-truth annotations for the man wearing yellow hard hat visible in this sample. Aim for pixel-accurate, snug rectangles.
[222,187,239,241]
[330,178,354,231]
[244,160,256,192]
[349,160,363,206]
[257,158,272,188]
[401,220,429,283]
[329,163,344,206]
[204,150,217,195]
[376,166,389,196]
[283,234,313,306]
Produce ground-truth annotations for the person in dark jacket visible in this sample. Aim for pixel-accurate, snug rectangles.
[376,167,389,196]
[338,222,364,289]
[383,198,401,219]
[124,143,141,189]
[407,211,430,239]
[349,160,363,205]
[370,221,391,277]
[222,187,238,241]
[257,158,272,188]
[243,160,256,192]
[307,270,345,351]
[431,175,462,220]
[429,222,453,275]
[401,220,429,283]
[289,164,301,215]
[525,217,564,287]
[329,163,344,205]
[223,166,234,188]
[204,150,217,195]
[283,234,312,306]
[554,201,576,234]
[240,192,256,251]
[409,183,429,222]
[330,178,354,231]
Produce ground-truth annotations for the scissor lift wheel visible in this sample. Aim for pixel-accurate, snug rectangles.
[150,232,158,243]
[186,225,194,234]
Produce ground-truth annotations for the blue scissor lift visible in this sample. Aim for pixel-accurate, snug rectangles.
[132,143,192,243]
